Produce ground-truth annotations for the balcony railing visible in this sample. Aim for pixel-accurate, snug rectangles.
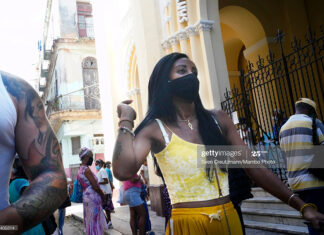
[46,94,100,117]
[78,23,95,38]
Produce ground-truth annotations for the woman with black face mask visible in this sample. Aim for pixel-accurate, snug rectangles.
[112,53,324,235]
[77,147,108,234]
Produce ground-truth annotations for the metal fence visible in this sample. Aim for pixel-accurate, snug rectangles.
[221,27,324,181]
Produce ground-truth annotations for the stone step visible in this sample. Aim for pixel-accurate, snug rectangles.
[251,187,274,198]
[242,196,294,211]
[242,208,306,227]
[244,220,308,235]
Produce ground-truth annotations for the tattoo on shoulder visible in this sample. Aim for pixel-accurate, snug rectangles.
[2,72,32,101]
[2,72,43,121]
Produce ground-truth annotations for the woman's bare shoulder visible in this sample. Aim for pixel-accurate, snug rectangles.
[136,119,163,140]
[135,119,167,153]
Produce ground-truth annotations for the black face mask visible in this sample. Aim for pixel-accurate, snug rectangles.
[86,157,93,166]
[168,73,200,102]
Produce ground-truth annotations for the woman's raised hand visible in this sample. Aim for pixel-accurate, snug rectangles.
[117,100,137,121]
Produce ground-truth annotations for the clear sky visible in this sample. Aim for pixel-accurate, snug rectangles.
[0,0,47,84]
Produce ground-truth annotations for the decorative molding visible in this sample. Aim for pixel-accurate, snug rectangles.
[195,20,214,32]
[177,30,188,41]
[161,40,171,49]
[169,35,179,45]
[160,19,214,49]
[185,25,198,37]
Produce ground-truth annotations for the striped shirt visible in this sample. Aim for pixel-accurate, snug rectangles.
[279,114,324,192]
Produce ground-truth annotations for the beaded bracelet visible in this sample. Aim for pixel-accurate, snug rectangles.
[119,126,135,138]
[118,119,134,128]
[300,203,318,217]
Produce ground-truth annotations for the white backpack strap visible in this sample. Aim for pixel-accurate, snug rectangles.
[155,119,170,146]
[211,115,223,134]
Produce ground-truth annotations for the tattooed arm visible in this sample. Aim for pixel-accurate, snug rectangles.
[0,72,67,234]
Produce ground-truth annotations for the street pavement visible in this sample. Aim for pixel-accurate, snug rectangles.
[68,202,164,235]
[66,203,281,235]
[63,216,85,235]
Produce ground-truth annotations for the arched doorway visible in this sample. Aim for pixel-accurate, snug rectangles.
[220,6,275,144]
[220,5,268,92]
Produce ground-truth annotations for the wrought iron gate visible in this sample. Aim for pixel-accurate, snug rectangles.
[221,27,324,181]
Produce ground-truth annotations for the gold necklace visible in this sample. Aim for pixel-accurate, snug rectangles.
[178,117,195,130]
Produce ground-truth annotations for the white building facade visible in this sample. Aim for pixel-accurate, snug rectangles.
[39,0,105,180]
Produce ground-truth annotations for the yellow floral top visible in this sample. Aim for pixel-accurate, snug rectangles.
[155,120,229,205]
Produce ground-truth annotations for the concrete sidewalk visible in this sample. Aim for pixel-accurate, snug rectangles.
[68,203,277,235]
[69,203,165,235]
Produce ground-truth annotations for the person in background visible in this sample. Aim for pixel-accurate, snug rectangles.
[10,155,28,183]
[9,161,46,235]
[273,109,287,144]
[280,98,324,234]
[95,159,114,229]
[67,178,73,197]
[57,178,72,235]
[77,148,107,235]
[123,175,146,235]
[10,156,59,235]
[105,161,115,212]
[9,179,46,235]
[117,182,126,206]
[105,161,114,188]
[140,159,150,202]
[0,71,67,235]
[140,159,149,186]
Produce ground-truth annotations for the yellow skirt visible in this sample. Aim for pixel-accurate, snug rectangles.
[166,201,243,235]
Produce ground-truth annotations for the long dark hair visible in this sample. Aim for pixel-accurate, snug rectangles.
[134,53,228,182]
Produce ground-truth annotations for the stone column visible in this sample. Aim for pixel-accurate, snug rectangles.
[177,30,189,55]
[186,25,213,108]
[169,35,180,52]
[199,16,230,109]
[196,20,221,109]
